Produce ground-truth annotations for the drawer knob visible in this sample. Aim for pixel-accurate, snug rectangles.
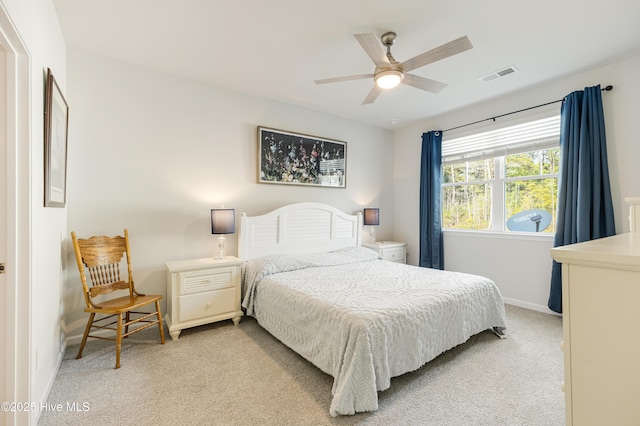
[560,382,565,393]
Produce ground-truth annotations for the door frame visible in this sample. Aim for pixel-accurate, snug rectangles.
[0,3,32,425]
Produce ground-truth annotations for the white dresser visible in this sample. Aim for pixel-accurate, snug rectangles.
[363,241,407,264]
[551,198,640,425]
[627,196,640,231]
[165,256,243,340]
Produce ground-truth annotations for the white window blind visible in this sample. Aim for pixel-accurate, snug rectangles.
[442,115,561,164]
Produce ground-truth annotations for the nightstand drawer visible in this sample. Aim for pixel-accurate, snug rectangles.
[382,248,405,262]
[180,267,236,295]
[178,287,237,323]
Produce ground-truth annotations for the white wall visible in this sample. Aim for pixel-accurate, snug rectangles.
[393,53,640,312]
[64,49,394,341]
[444,232,555,311]
[0,0,67,423]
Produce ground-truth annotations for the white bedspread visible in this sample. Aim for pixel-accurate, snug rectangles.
[242,247,507,416]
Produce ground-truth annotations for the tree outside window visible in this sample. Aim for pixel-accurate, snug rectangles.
[442,148,559,233]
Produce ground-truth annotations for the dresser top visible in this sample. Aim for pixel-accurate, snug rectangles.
[551,233,640,269]
[625,196,640,205]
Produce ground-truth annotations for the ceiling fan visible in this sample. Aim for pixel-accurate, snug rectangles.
[315,32,473,105]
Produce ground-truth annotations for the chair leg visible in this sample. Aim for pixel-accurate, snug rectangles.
[76,313,95,360]
[115,313,123,369]
[124,311,130,337]
[156,301,166,344]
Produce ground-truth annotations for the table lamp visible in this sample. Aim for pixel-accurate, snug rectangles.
[211,208,235,259]
[363,208,380,243]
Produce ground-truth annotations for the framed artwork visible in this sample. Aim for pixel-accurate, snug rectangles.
[44,68,69,207]
[258,126,347,188]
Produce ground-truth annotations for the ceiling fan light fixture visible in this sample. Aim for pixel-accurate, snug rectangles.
[375,69,404,89]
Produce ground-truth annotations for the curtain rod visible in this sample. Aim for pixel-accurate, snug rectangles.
[442,85,613,133]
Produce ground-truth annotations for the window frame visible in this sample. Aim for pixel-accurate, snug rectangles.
[440,112,560,234]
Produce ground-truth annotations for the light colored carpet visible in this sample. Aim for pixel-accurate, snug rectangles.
[39,304,564,425]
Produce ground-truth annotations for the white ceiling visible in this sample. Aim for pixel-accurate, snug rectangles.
[53,0,640,129]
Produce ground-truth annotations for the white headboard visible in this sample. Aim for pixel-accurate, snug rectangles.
[626,197,640,232]
[238,202,363,260]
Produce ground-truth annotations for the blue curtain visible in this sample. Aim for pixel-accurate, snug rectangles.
[548,85,616,313]
[419,131,444,269]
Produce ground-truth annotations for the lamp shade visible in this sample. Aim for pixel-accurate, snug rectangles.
[211,208,235,234]
[363,208,380,226]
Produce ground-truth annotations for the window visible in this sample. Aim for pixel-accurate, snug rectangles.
[441,115,560,233]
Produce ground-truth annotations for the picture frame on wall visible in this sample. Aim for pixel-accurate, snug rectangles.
[44,68,69,207]
[258,126,347,188]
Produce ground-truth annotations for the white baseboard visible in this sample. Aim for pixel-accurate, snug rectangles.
[503,297,562,316]
[35,342,66,424]
[65,322,167,346]
[65,328,113,347]
[65,334,84,347]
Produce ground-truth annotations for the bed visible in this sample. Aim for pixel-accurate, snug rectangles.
[238,202,507,416]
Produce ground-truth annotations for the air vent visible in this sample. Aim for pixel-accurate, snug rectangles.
[479,66,518,83]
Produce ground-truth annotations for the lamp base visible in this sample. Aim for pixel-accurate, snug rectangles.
[215,235,227,259]
[368,226,376,243]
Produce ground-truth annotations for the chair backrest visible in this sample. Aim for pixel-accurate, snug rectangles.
[71,229,134,308]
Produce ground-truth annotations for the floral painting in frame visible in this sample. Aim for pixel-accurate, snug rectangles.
[258,127,346,188]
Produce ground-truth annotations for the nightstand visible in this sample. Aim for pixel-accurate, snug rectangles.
[363,241,407,264]
[165,256,243,340]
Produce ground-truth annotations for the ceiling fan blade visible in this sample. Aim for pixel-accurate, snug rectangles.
[402,73,448,94]
[315,74,374,84]
[362,85,383,105]
[354,33,390,68]
[401,36,473,72]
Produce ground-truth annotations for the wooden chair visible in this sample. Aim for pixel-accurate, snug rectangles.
[71,229,165,369]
